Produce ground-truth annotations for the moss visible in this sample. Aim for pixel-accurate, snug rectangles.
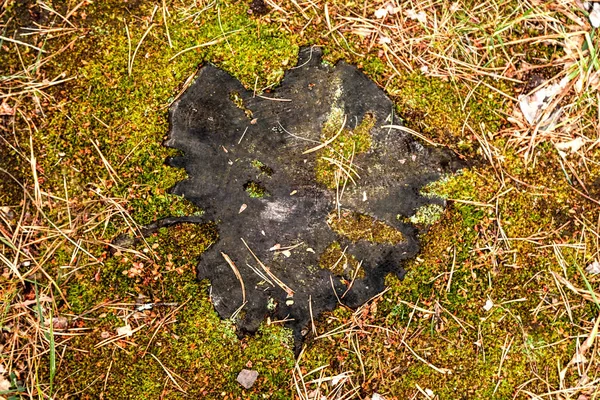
[5,2,301,396]
[229,91,253,119]
[319,241,364,279]
[302,194,577,397]
[32,0,297,227]
[58,222,294,398]
[251,159,274,176]
[328,210,404,244]
[244,180,269,198]
[297,106,589,395]
[315,112,375,188]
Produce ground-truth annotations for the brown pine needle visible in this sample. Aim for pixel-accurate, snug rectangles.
[241,238,294,297]
[221,252,246,304]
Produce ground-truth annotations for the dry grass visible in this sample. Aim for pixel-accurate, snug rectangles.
[295,244,600,399]
[0,152,146,397]
[286,0,599,161]
[0,6,144,394]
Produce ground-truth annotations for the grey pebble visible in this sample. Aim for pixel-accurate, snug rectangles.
[236,369,259,389]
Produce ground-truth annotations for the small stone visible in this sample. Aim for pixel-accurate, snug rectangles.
[236,369,258,389]
[590,3,600,28]
[52,316,68,330]
[483,299,494,312]
[586,261,600,275]
[0,374,10,392]
[116,324,133,337]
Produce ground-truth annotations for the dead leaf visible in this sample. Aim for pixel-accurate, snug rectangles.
[518,78,568,125]
[555,137,585,155]
[0,377,10,392]
[0,102,14,116]
[53,316,69,330]
[405,9,427,24]
[588,2,600,27]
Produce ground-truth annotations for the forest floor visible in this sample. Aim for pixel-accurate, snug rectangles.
[2,0,600,399]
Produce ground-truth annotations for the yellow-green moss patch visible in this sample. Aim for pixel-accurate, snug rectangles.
[319,241,365,279]
[328,210,404,244]
[250,159,274,176]
[316,112,375,188]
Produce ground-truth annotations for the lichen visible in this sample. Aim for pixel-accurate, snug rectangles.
[409,203,445,225]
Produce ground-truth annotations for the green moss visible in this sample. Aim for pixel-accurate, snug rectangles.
[315,112,375,188]
[327,210,404,244]
[244,180,269,198]
[57,221,294,398]
[33,0,297,227]
[319,241,364,279]
[6,0,594,397]
[251,159,274,176]
[302,193,576,397]
[229,91,253,119]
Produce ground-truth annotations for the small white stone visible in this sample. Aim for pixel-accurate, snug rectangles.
[590,4,600,28]
[586,260,600,275]
[116,324,133,337]
[483,299,494,312]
